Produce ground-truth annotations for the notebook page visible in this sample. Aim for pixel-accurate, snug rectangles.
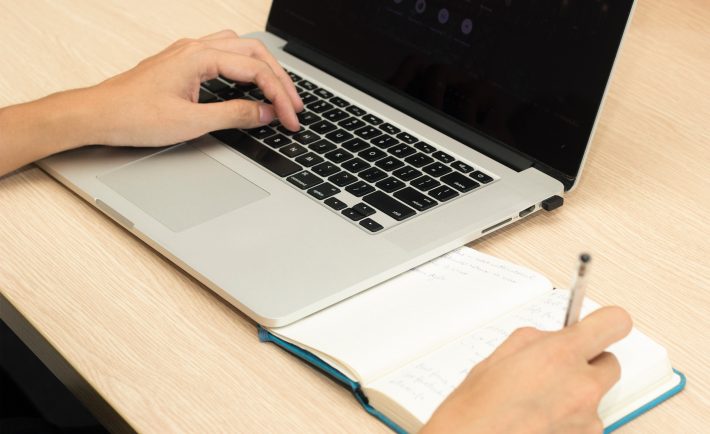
[366,290,671,428]
[270,247,551,383]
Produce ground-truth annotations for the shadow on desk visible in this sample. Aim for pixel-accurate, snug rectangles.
[1,320,108,434]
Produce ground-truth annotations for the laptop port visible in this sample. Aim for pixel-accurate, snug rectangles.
[519,205,536,218]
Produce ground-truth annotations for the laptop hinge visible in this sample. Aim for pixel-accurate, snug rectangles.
[283,40,534,173]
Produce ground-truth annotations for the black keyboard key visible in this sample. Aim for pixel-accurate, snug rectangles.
[433,151,455,163]
[370,135,399,149]
[299,92,317,105]
[295,152,324,167]
[405,153,435,167]
[388,143,416,158]
[313,88,334,99]
[211,129,302,177]
[359,218,383,233]
[414,142,436,153]
[297,111,321,125]
[429,185,459,202]
[375,177,406,193]
[293,130,321,145]
[249,88,268,101]
[346,181,376,197]
[441,172,480,192]
[324,197,347,210]
[307,182,340,200]
[236,82,257,92]
[354,126,382,140]
[352,203,376,217]
[277,125,303,136]
[359,147,387,162]
[411,175,441,191]
[392,166,422,181]
[329,171,358,187]
[379,122,400,135]
[359,167,387,183]
[394,187,438,211]
[342,138,369,152]
[341,158,370,173]
[422,162,453,177]
[325,149,353,164]
[287,71,302,82]
[287,171,323,189]
[330,96,350,108]
[310,120,337,135]
[312,161,341,177]
[309,139,337,154]
[198,89,218,103]
[248,126,276,139]
[396,132,418,144]
[300,80,317,90]
[363,191,416,221]
[281,143,308,157]
[307,100,334,113]
[323,108,349,122]
[250,89,269,101]
[470,170,494,184]
[346,105,366,116]
[451,161,474,173]
[263,134,292,148]
[342,208,366,221]
[362,114,383,125]
[325,129,353,143]
[215,88,243,100]
[339,117,366,131]
[202,79,230,93]
[375,156,405,171]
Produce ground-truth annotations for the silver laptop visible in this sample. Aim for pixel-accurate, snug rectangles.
[38,1,636,326]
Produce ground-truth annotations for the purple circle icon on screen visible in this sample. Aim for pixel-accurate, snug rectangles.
[461,18,473,34]
[438,8,449,24]
[415,0,426,14]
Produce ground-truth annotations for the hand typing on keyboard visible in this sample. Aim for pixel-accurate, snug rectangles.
[0,29,303,176]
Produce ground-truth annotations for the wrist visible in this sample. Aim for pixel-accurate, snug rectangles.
[40,87,105,151]
[0,86,107,176]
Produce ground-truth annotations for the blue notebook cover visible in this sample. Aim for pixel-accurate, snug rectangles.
[258,326,685,434]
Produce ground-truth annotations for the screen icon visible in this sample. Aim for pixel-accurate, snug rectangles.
[415,0,426,14]
[438,8,450,24]
[461,18,473,34]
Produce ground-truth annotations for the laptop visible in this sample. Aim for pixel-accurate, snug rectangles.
[38,0,636,326]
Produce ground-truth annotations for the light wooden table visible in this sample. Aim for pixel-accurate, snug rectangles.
[1,1,708,433]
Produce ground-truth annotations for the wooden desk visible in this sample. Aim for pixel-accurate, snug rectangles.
[1,1,708,432]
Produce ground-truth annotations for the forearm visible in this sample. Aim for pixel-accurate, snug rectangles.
[0,88,99,176]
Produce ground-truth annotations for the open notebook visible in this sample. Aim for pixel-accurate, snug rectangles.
[259,248,684,433]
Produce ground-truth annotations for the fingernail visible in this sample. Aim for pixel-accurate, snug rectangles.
[259,104,275,124]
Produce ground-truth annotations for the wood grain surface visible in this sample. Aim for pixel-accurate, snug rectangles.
[0,1,708,433]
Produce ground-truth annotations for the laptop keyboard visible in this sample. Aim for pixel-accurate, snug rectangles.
[199,70,497,233]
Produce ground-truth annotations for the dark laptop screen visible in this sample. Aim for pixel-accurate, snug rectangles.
[268,0,634,182]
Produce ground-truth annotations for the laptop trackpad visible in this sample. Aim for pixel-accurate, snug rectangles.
[98,144,269,232]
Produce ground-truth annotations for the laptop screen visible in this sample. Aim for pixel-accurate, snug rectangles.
[268,0,634,183]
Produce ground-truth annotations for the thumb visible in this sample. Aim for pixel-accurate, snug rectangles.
[195,99,276,132]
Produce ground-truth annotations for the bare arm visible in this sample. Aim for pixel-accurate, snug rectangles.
[0,29,303,177]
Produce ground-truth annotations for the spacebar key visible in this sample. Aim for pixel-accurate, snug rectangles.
[211,129,302,177]
[363,191,416,221]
